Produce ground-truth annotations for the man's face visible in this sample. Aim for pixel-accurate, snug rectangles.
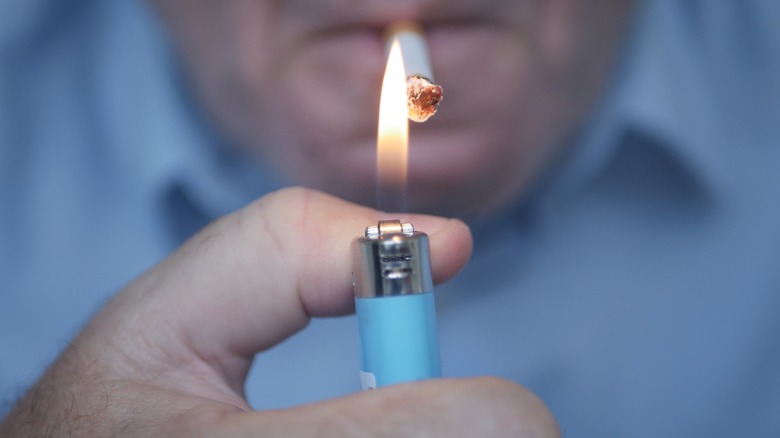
[151,0,634,218]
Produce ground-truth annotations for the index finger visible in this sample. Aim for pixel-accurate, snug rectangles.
[119,187,472,364]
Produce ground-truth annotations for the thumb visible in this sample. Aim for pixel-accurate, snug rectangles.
[97,187,472,391]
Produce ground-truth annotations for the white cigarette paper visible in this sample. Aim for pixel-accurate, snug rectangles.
[385,22,435,81]
[385,22,443,123]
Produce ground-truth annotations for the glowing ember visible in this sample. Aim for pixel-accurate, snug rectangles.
[406,75,442,123]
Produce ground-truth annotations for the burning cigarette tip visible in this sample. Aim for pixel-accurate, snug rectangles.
[385,22,443,123]
[407,75,443,123]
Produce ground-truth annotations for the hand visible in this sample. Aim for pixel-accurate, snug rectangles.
[0,188,559,437]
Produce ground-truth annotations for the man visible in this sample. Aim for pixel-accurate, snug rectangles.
[2,0,779,436]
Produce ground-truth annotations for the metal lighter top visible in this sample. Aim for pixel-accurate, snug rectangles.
[351,219,434,298]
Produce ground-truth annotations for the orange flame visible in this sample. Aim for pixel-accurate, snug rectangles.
[377,38,409,203]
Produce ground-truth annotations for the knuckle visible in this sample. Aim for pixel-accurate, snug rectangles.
[466,377,561,437]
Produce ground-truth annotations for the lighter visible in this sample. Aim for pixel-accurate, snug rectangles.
[351,219,441,390]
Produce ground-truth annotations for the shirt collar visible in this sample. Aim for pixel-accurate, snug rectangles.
[618,0,726,198]
[533,0,728,218]
[98,0,286,228]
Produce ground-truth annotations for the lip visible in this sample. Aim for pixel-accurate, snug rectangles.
[277,3,526,172]
[296,15,513,83]
[294,0,516,43]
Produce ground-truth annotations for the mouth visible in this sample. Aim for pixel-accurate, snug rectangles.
[289,10,518,100]
[268,1,530,176]
[289,0,520,44]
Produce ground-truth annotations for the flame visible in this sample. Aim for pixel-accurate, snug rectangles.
[377,38,409,201]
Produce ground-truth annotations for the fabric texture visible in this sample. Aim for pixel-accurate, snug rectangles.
[1,0,779,435]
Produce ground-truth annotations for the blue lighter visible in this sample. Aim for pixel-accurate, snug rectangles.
[351,219,441,391]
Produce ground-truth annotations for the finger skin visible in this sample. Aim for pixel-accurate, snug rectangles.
[0,188,480,437]
[217,377,561,438]
[0,188,562,437]
[110,188,472,385]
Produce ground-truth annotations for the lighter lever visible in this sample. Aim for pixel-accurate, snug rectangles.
[351,219,441,390]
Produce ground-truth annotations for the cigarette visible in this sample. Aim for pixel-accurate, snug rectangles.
[385,22,443,123]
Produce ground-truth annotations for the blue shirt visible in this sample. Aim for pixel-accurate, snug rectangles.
[2,0,779,435]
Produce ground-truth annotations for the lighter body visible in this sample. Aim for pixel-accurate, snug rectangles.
[356,291,441,390]
[352,220,441,390]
